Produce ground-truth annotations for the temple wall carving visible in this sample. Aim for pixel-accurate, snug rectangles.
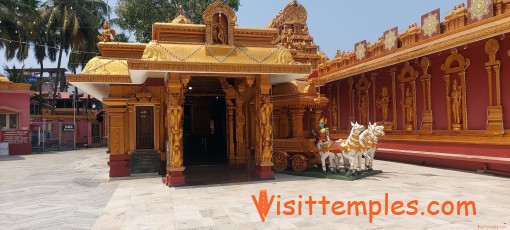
[324,34,510,143]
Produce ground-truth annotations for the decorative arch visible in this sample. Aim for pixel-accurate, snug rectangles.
[356,74,371,126]
[398,62,418,131]
[203,1,237,45]
[441,48,470,131]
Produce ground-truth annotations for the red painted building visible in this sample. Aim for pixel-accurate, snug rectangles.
[0,74,32,155]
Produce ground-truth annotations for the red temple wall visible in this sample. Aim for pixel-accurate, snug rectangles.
[325,34,510,134]
[500,33,510,129]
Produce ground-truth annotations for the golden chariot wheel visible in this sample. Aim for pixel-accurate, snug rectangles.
[272,151,289,172]
[291,155,308,173]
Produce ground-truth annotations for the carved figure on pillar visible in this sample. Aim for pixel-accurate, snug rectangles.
[377,87,390,122]
[359,94,368,125]
[168,94,183,169]
[260,95,273,164]
[451,79,462,128]
[331,99,338,129]
[404,87,414,129]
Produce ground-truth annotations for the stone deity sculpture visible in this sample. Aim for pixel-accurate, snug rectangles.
[213,13,227,45]
[97,21,116,42]
[377,87,390,122]
[331,99,338,127]
[260,95,273,163]
[404,88,413,124]
[359,94,368,125]
[451,79,462,125]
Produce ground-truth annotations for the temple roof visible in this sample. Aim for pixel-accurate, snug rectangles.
[67,1,313,101]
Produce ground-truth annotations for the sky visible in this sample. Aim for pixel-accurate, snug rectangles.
[0,0,463,75]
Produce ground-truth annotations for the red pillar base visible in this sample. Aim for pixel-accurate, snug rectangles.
[252,165,275,180]
[108,154,130,177]
[166,171,186,186]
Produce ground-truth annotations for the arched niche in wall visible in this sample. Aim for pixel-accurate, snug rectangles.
[397,62,418,131]
[441,48,470,132]
[203,1,237,46]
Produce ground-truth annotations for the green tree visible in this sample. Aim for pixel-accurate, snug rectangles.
[3,64,26,83]
[115,0,240,43]
[0,0,38,61]
[39,0,107,113]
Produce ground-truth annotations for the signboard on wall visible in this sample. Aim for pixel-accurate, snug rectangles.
[0,130,30,144]
[63,124,75,132]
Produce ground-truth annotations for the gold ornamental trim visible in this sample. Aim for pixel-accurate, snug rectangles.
[127,60,311,75]
[321,15,510,83]
[0,83,31,91]
[67,74,132,83]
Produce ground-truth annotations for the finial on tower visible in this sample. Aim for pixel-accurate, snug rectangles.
[178,5,183,15]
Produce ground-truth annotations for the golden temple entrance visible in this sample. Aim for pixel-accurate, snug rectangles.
[67,1,313,186]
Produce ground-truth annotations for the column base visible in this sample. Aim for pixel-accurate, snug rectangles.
[166,171,186,187]
[108,154,130,177]
[252,165,275,180]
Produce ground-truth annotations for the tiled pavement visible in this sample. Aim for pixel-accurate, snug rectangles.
[1,148,509,229]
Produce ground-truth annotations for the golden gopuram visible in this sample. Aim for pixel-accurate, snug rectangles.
[67,1,328,186]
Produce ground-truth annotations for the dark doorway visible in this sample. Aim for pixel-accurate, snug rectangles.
[183,95,227,166]
[183,77,228,166]
[136,106,154,149]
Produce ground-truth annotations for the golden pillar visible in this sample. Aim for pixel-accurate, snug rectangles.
[420,57,434,134]
[252,74,274,180]
[226,99,235,163]
[165,73,186,186]
[290,108,306,138]
[235,84,247,165]
[485,38,504,135]
[103,98,129,177]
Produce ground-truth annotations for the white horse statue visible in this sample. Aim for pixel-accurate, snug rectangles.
[330,122,365,176]
[359,123,385,171]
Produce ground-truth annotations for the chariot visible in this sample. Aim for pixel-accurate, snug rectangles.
[270,80,329,173]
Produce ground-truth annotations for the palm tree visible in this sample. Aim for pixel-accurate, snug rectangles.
[39,0,107,113]
[0,1,38,62]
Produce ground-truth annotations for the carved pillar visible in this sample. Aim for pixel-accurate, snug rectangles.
[290,108,306,138]
[128,104,135,153]
[420,57,433,134]
[370,73,377,122]
[279,108,290,138]
[441,48,470,132]
[348,77,355,127]
[327,84,332,125]
[235,84,247,165]
[252,74,274,180]
[165,73,186,186]
[272,108,281,138]
[336,83,340,131]
[485,38,504,135]
[311,109,322,132]
[390,68,397,130]
[227,99,235,163]
[103,98,129,177]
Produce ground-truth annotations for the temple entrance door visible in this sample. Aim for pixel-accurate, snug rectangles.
[136,106,154,149]
[183,95,227,166]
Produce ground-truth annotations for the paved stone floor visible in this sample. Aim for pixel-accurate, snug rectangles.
[0,148,509,230]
